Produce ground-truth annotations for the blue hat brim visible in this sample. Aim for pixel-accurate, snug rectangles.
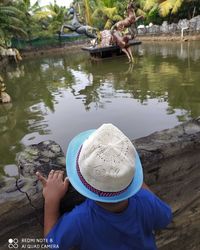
[66,130,143,203]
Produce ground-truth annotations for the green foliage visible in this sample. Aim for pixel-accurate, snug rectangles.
[1,0,200,48]
[91,0,123,30]
[72,0,93,25]
[146,4,163,24]
[0,0,69,46]
[0,2,27,46]
[143,0,157,11]
[38,3,67,35]
[141,0,200,20]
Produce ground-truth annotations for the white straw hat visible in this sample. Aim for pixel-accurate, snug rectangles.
[66,123,143,202]
[78,124,136,192]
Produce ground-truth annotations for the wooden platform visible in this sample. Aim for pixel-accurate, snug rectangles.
[82,40,141,60]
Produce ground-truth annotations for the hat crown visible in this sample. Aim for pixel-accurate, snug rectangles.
[78,124,136,192]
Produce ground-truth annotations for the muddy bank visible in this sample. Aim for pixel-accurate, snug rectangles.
[1,33,200,66]
[138,34,200,41]
[0,118,200,249]
[20,41,89,59]
[0,40,89,68]
[15,33,200,61]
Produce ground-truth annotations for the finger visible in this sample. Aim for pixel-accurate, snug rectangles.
[48,169,55,179]
[53,170,60,179]
[36,172,47,186]
[58,171,64,180]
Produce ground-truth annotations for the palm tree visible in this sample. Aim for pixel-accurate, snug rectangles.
[33,2,67,36]
[14,0,44,40]
[159,0,184,17]
[72,0,93,25]
[92,0,123,29]
[0,0,27,46]
[143,0,199,18]
[72,0,123,29]
[84,0,92,25]
[159,0,199,17]
[46,2,67,33]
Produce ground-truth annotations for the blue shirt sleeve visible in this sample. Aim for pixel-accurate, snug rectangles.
[136,188,172,231]
[46,209,81,250]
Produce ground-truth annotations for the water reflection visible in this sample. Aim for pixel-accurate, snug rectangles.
[139,41,200,61]
[0,42,200,170]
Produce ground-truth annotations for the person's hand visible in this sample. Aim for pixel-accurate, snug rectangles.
[36,170,69,203]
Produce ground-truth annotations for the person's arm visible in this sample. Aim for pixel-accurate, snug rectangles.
[36,170,69,236]
[139,182,172,230]
[44,199,60,236]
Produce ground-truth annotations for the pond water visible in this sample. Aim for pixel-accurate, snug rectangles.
[1,41,200,174]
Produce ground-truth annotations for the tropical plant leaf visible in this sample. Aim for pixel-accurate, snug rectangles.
[0,6,25,17]
[112,14,122,22]
[84,0,92,25]
[92,8,102,19]
[7,25,28,37]
[171,0,184,14]
[159,1,173,17]
[34,10,56,20]
[136,8,147,17]
[31,0,41,12]
[0,27,4,38]
[8,16,25,26]
[103,6,117,19]
[144,0,158,11]
[104,18,113,29]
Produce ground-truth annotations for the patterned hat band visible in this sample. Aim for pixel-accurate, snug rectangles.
[76,146,131,197]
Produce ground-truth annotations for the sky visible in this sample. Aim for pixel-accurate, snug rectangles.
[31,0,73,8]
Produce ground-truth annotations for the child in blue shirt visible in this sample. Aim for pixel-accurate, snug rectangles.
[37,124,172,250]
